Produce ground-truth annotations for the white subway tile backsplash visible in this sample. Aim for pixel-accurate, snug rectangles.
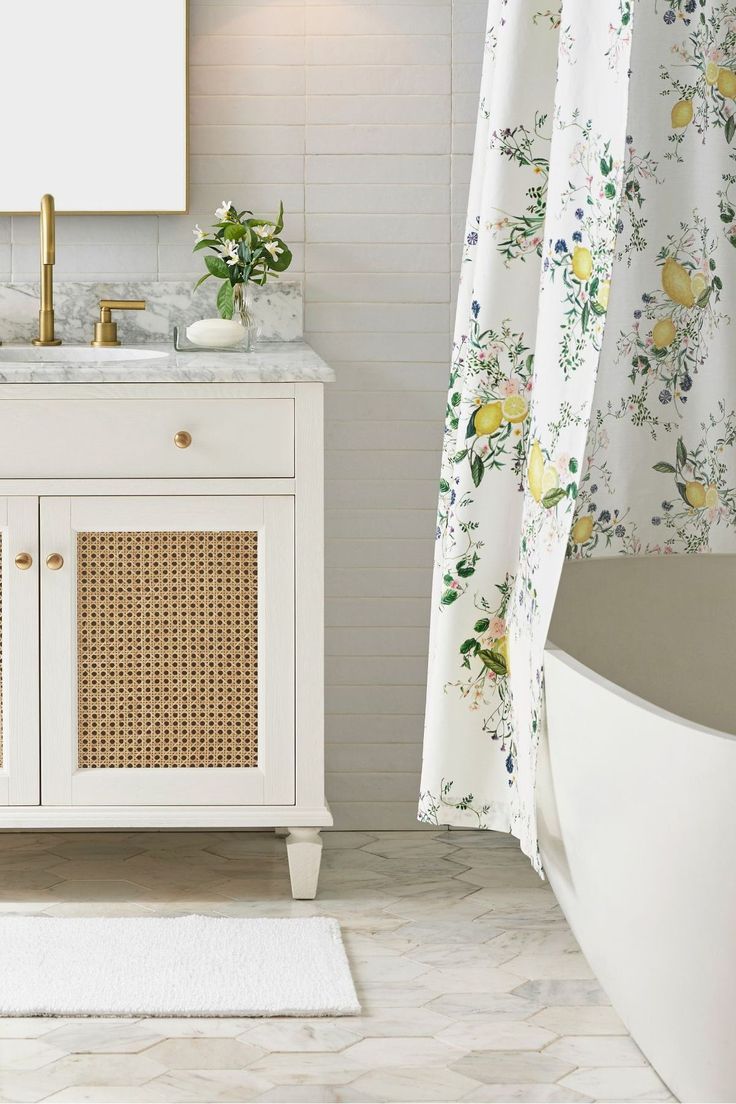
[331,362,450,388]
[326,534,435,564]
[326,742,422,772]
[314,330,448,360]
[452,0,487,34]
[325,716,425,744]
[190,95,306,125]
[452,154,474,187]
[452,61,483,93]
[327,685,427,714]
[190,125,304,155]
[306,154,450,184]
[190,34,305,65]
[307,301,446,332]
[306,124,450,155]
[326,627,429,656]
[306,65,449,95]
[305,183,448,213]
[453,91,482,124]
[326,452,439,481]
[12,244,158,281]
[190,65,305,96]
[306,272,449,302]
[306,94,450,126]
[306,35,449,65]
[306,213,448,244]
[326,596,430,627]
[327,418,443,450]
[190,155,304,184]
[191,4,306,36]
[326,566,433,598]
[306,242,447,272]
[11,216,157,245]
[328,379,445,415]
[326,509,436,540]
[452,30,486,63]
[452,123,476,155]
[306,5,449,35]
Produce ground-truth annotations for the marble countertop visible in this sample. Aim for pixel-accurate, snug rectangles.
[0,341,335,385]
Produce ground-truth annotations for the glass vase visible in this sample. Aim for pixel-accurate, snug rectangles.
[233,283,257,351]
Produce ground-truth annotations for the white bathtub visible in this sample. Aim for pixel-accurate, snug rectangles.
[539,556,736,1104]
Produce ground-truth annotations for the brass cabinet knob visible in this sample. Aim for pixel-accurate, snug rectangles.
[174,430,192,449]
[46,553,64,571]
[14,552,32,570]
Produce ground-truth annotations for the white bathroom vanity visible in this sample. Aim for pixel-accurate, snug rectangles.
[0,341,333,899]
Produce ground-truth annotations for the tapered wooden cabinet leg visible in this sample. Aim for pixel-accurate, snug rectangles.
[286,828,323,899]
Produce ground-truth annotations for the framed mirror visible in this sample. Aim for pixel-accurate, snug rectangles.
[0,0,187,214]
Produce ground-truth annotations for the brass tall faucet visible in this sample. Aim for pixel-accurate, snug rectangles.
[32,194,61,347]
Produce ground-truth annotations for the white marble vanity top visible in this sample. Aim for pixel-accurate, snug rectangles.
[0,341,334,385]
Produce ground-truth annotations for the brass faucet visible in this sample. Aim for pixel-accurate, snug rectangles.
[91,299,146,347]
[32,194,61,347]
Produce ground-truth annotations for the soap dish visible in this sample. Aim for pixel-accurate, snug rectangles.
[173,325,253,354]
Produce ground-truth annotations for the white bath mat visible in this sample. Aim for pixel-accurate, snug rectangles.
[0,915,360,1017]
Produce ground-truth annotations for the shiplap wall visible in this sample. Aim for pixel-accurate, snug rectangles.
[0,0,485,829]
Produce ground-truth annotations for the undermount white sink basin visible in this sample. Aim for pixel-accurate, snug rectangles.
[0,345,167,364]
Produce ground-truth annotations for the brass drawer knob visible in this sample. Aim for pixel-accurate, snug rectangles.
[14,552,32,570]
[46,552,64,571]
[174,430,192,449]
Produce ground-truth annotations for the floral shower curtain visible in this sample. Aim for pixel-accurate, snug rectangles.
[420,0,736,869]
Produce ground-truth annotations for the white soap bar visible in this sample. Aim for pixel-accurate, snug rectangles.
[186,318,245,349]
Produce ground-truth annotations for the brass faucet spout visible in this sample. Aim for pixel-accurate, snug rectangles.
[40,194,55,265]
[32,193,61,347]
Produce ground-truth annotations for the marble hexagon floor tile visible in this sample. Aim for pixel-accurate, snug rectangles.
[0,830,676,1103]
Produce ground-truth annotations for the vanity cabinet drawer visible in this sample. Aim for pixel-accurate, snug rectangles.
[0,399,294,479]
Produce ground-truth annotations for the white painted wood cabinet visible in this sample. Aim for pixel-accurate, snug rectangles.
[0,380,330,899]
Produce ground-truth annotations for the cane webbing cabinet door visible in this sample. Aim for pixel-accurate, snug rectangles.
[0,497,39,806]
[40,495,295,807]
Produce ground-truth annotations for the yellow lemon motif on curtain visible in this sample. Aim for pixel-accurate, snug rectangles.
[571,246,593,281]
[690,271,708,302]
[718,68,736,99]
[596,279,611,310]
[652,318,677,349]
[706,61,721,86]
[502,394,529,423]
[541,465,559,495]
[671,99,693,128]
[705,485,719,509]
[528,440,545,503]
[662,257,695,307]
[571,515,594,544]
[685,480,707,508]
[475,401,503,436]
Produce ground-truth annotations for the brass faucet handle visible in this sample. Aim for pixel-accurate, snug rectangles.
[91,299,147,347]
[99,299,146,314]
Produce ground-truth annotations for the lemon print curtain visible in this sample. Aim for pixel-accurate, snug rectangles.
[420,0,736,868]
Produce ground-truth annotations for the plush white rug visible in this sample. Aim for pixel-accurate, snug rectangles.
[0,915,360,1016]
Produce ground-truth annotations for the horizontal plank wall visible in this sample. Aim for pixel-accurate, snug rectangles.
[0,0,486,830]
